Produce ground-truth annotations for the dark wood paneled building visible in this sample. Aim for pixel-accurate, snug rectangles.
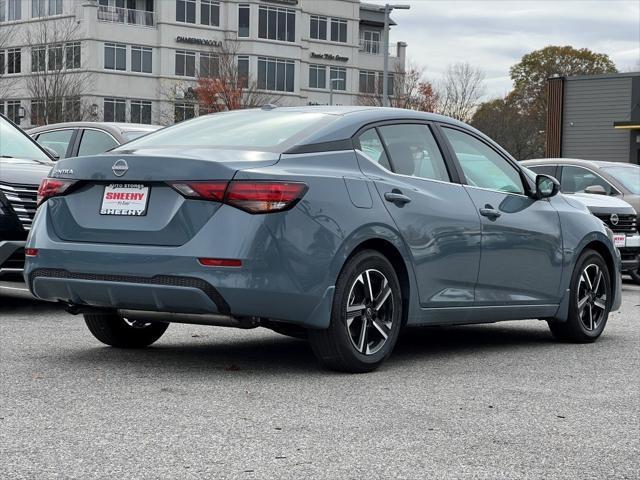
[546,72,640,165]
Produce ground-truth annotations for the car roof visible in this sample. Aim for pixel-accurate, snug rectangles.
[28,122,162,136]
[521,158,636,169]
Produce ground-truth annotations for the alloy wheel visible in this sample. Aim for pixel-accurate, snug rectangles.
[577,263,608,331]
[345,269,394,355]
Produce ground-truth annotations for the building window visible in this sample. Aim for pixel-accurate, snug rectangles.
[7,0,21,21]
[258,6,295,43]
[65,42,81,69]
[130,100,152,124]
[238,4,250,37]
[104,43,126,71]
[330,66,346,91]
[199,53,219,78]
[201,0,219,27]
[30,100,45,125]
[47,44,63,71]
[7,48,20,74]
[175,102,195,123]
[31,46,46,72]
[237,55,249,88]
[310,15,327,40]
[104,97,126,122]
[175,50,196,77]
[32,0,45,17]
[64,97,82,121]
[131,46,152,73]
[361,30,380,54]
[176,0,195,23]
[359,70,377,94]
[49,0,62,15]
[257,56,294,92]
[308,64,326,89]
[6,100,22,124]
[330,18,347,43]
[0,51,4,75]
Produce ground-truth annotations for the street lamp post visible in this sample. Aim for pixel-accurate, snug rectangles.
[381,3,410,108]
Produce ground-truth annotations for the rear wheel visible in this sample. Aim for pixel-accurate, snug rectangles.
[308,250,402,373]
[547,249,611,342]
[84,313,169,348]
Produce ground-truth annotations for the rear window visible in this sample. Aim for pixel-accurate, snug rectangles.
[115,110,336,152]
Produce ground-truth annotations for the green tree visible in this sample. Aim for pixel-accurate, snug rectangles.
[471,97,541,160]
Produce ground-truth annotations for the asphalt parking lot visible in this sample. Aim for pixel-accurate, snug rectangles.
[1,281,639,479]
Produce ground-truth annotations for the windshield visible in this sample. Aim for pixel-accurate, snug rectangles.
[115,110,335,152]
[601,165,640,194]
[0,116,52,163]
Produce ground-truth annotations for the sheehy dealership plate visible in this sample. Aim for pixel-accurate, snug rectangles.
[613,234,626,248]
[100,184,150,216]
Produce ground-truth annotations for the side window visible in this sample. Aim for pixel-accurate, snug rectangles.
[77,130,118,156]
[527,165,557,178]
[36,129,74,159]
[357,128,391,171]
[560,166,612,194]
[378,124,450,182]
[443,127,524,194]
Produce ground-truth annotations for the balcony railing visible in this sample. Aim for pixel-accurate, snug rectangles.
[359,40,397,57]
[97,5,156,27]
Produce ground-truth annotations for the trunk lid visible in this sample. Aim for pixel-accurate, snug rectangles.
[47,149,279,246]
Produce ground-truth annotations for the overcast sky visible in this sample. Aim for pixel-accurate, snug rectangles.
[367,0,640,99]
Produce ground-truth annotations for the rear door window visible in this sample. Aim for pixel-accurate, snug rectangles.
[77,129,119,156]
[378,124,450,182]
[36,129,75,159]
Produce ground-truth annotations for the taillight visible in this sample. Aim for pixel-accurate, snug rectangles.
[226,181,307,214]
[37,178,77,206]
[25,248,39,257]
[169,180,307,214]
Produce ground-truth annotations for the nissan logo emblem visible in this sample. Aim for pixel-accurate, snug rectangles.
[610,213,619,226]
[112,159,129,177]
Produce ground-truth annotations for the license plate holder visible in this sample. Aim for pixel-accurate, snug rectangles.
[100,184,150,216]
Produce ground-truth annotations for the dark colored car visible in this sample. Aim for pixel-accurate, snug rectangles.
[28,122,162,160]
[523,159,640,283]
[0,114,54,278]
[26,107,622,372]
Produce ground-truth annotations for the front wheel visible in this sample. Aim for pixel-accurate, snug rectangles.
[308,250,403,373]
[84,313,169,348]
[548,249,611,342]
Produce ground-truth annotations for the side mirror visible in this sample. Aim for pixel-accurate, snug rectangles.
[42,146,60,161]
[584,184,607,195]
[535,174,560,200]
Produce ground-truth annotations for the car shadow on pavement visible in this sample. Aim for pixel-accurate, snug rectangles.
[60,321,570,376]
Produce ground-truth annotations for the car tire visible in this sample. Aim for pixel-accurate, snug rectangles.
[84,313,169,348]
[547,249,611,343]
[629,269,640,286]
[308,250,403,373]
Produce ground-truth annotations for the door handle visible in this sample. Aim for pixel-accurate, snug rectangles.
[384,191,412,205]
[479,205,501,219]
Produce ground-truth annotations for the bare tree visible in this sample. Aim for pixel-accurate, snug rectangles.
[438,62,486,122]
[357,62,440,112]
[23,17,93,125]
[195,39,280,113]
[0,23,17,99]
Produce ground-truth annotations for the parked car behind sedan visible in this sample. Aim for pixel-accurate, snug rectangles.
[0,114,54,279]
[25,107,622,372]
[29,122,162,160]
[523,159,640,283]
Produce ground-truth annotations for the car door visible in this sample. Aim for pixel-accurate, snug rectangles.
[354,123,481,310]
[440,125,563,309]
